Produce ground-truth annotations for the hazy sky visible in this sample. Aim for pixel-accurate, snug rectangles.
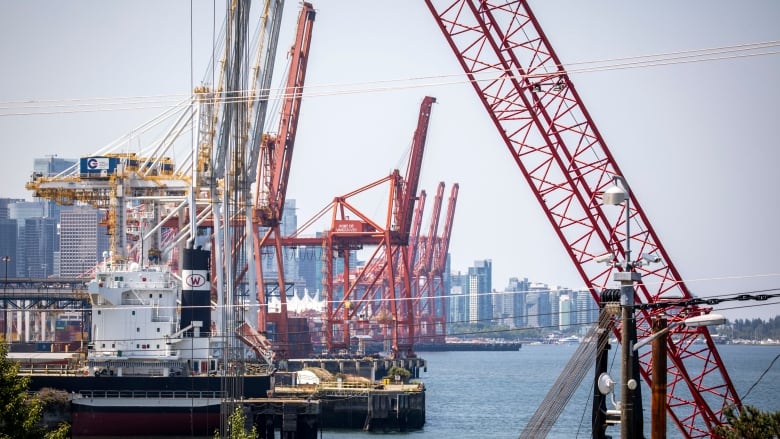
[1,1,778,321]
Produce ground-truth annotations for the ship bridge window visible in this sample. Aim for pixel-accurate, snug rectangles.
[136,328,140,332]
[132,311,135,316]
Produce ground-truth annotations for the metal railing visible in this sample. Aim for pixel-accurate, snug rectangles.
[77,389,226,399]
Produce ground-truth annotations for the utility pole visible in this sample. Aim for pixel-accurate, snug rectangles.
[652,317,668,439]
[593,289,620,438]
[615,269,641,439]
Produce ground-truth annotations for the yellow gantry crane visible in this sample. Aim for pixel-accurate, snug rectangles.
[26,152,192,262]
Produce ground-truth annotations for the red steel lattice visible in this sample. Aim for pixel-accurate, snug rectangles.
[423,1,740,437]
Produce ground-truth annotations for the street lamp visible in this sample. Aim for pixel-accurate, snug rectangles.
[633,313,726,439]
[1,256,9,288]
[602,175,643,439]
[633,313,727,351]
[2,256,9,343]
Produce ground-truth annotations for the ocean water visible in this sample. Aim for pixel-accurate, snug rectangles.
[97,344,780,438]
[321,344,780,439]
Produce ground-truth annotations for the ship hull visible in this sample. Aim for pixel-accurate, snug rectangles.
[413,342,522,351]
[72,399,221,437]
[28,374,271,437]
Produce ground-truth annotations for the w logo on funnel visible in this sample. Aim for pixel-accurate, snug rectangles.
[185,274,206,288]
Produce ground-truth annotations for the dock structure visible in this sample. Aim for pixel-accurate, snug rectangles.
[259,380,424,433]
[244,398,320,439]
[282,356,427,381]
[251,356,426,435]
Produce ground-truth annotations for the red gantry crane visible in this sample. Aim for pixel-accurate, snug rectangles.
[424,1,739,437]
[412,182,445,343]
[321,96,436,357]
[251,2,315,357]
[429,183,458,342]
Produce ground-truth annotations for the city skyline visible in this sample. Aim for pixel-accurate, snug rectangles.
[1,191,776,325]
[1,2,778,322]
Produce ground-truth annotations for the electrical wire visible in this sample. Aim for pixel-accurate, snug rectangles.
[740,352,780,403]
[0,41,778,117]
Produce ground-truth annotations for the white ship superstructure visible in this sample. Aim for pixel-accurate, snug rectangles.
[86,260,217,377]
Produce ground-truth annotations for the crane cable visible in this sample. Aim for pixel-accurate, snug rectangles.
[518,311,613,438]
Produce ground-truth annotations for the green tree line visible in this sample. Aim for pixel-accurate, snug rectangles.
[729,317,780,340]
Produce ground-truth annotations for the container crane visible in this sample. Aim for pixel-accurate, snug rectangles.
[412,182,445,343]
[429,183,458,342]
[251,2,315,357]
[424,1,739,437]
[394,96,436,244]
[319,96,436,357]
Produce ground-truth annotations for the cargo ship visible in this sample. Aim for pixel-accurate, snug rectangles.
[413,341,522,352]
[17,247,274,437]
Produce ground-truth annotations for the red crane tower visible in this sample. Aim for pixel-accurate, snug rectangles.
[412,182,445,343]
[430,183,458,342]
[424,1,739,437]
[321,96,436,357]
[251,2,315,357]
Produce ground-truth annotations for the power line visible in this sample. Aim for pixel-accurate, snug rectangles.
[1,41,778,117]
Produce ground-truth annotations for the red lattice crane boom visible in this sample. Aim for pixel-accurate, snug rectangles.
[412,182,445,343]
[254,2,315,226]
[251,2,315,357]
[424,1,739,437]
[394,96,436,244]
[431,183,458,341]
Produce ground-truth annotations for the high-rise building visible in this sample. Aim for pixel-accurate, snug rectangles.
[448,271,468,327]
[467,259,492,324]
[574,289,598,327]
[259,199,302,296]
[59,206,108,277]
[505,277,530,328]
[24,217,57,278]
[551,286,573,329]
[549,288,561,328]
[33,156,77,176]
[8,201,45,277]
[0,198,24,220]
[0,218,18,277]
[437,254,451,320]
[297,236,325,300]
[525,282,551,328]
[558,293,573,330]
[32,156,77,219]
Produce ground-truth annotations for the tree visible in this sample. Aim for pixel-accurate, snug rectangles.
[714,405,780,439]
[384,365,411,383]
[213,405,257,439]
[0,343,69,439]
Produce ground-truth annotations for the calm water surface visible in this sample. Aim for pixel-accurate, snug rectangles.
[321,344,779,439]
[97,344,780,439]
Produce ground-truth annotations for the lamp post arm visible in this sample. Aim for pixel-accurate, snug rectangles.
[633,322,681,352]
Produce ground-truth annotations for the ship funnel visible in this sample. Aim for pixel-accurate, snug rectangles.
[181,247,211,337]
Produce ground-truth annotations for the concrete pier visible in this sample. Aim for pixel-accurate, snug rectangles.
[245,399,320,439]
[262,356,427,433]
